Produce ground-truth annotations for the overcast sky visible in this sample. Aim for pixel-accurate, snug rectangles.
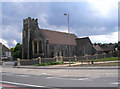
[1,0,119,47]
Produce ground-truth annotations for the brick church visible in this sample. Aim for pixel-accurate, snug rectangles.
[22,17,95,59]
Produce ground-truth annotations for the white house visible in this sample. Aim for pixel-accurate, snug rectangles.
[0,43,11,60]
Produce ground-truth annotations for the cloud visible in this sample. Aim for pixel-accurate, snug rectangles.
[12,40,17,45]
[1,0,90,2]
[0,38,8,47]
[2,2,118,47]
[88,0,118,17]
[118,31,120,41]
[0,38,18,48]
[2,25,22,47]
[38,13,68,32]
[89,32,118,43]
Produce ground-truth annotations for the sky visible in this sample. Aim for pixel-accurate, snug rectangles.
[0,0,119,48]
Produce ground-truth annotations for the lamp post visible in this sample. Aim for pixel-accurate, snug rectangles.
[64,13,71,66]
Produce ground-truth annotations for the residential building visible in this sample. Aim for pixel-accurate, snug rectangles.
[0,43,11,60]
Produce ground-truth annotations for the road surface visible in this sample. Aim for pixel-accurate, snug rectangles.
[1,61,119,89]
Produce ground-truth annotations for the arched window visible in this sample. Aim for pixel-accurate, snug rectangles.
[34,41,37,54]
[62,50,64,56]
[39,41,42,53]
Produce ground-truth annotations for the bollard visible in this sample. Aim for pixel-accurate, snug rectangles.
[56,56,58,62]
[85,54,88,60]
[38,57,41,64]
[2,61,4,66]
[17,58,20,66]
[60,56,63,62]
[74,55,77,61]
[88,60,90,64]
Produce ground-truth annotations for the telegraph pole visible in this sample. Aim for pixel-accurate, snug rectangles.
[64,13,71,66]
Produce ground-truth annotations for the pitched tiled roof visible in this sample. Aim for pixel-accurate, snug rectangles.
[93,44,115,52]
[93,45,102,51]
[100,44,115,51]
[75,37,92,45]
[0,43,10,51]
[40,29,77,45]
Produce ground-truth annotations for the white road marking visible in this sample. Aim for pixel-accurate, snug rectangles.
[1,81,45,87]
[78,78,89,80]
[46,76,89,81]
[43,73,47,75]
[2,73,29,77]
[17,75,29,77]
[110,82,120,85]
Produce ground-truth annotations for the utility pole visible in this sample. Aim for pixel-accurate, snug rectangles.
[64,13,71,66]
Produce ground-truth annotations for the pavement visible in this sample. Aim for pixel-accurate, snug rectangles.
[14,66,119,70]
[13,60,119,69]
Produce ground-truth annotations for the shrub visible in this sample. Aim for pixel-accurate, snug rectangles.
[47,63,51,65]
[36,62,64,66]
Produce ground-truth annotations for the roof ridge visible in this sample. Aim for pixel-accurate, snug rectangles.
[76,37,89,39]
[40,28,76,35]
[2,44,10,51]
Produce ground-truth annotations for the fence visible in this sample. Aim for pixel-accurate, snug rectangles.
[20,59,39,65]
[15,51,119,66]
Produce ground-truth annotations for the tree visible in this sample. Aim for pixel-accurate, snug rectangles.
[115,42,120,50]
[10,47,15,57]
[10,43,22,59]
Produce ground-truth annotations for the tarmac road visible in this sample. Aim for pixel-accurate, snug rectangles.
[1,72,119,88]
[1,61,119,89]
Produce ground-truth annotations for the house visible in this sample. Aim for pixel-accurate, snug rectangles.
[76,37,95,56]
[22,17,94,59]
[0,43,11,60]
[93,43,116,54]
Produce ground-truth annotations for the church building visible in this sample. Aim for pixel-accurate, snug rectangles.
[22,17,94,59]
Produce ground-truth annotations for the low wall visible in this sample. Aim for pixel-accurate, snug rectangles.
[20,59,39,65]
[0,61,4,66]
[17,58,57,66]
[15,51,119,66]
[41,58,56,63]
[63,57,75,61]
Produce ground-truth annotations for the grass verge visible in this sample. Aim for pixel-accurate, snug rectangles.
[36,62,64,66]
[92,57,119,62]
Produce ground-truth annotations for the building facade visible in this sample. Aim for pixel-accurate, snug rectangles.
[0,43,11,60]
[22,17,94,59]
[76,37,95,56]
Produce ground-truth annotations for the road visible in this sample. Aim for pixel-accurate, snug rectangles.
[1,62,119,89]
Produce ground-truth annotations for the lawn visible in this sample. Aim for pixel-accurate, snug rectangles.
[36,57,119,66]
[36,62,64,66]
[92,57,120,62]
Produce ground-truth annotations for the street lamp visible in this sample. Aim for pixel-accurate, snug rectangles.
[64,13,71,66]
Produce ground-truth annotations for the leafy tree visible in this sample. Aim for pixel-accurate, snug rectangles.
[10,47,15,57]
[115,42,120,50]
[10,43,22,58]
